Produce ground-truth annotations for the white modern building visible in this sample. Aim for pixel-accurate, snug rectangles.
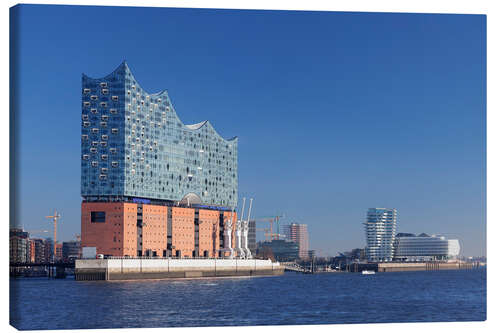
[394,233,460,261]
[364,208,397,262]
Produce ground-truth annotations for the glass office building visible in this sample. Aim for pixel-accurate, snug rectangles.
[81,62,238,208]
[364,208,397,262]
[394,233,461,261]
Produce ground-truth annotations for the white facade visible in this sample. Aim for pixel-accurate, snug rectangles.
[394,235,461,260]
[364,208,397,262]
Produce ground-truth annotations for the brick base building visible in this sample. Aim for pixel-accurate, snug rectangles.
[82,202,236,258]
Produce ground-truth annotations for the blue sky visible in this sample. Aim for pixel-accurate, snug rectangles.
[11,5,486,256]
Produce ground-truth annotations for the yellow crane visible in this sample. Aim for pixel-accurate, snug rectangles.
[45,209,61,261]
[254,214,285,241]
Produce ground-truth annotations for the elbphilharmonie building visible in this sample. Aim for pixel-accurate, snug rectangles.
[81,61,238,207]
[80,62,239,258]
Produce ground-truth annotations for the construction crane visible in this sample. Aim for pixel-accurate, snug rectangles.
[254,214,285,241]
[45,209,61,262]
[27,229,50,235]
[255,227,272,242]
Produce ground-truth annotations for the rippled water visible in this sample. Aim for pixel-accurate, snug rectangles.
[10,268,486,330]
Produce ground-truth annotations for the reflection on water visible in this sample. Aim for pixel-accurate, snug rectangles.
[10,269,486,330]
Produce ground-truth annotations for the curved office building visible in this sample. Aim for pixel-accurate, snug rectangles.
[364,208,397,262]
[394,233,460,261]
[81,61,238,207]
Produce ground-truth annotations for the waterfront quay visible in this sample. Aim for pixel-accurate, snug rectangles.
[75,257,284,281]
[282,261,482,274]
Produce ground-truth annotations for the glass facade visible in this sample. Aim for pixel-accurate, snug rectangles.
[81,62,238,207]
[364,208,397,262]
[394,234,461,261]
[257,240,299,261]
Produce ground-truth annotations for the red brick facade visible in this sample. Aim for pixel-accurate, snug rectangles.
[82,202,235,258]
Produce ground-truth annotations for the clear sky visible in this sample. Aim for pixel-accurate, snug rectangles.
[11,4,486,257]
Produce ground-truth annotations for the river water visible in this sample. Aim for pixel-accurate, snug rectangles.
[10,268,486,330]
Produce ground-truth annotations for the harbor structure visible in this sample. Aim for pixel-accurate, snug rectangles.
[364,208,397,262]
[80,62,252,260]
[393,233,460,261]
[283,223,309,259]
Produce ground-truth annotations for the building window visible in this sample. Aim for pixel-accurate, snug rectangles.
[82,154,89,160]
[101,168,108,173]
[90,95,98,101]
[101,135,108,140]
[91,128,99,134]
[83,121,90,127]
[91,108,98,114]
[83,88,91,94]
[100,102,107,107]
[81,134,88,140]
[112,96,119,101]
[111,128,118,134]
[99,174,107,180]
[82,114,89,121]
[90,148,97,154]
[91,211,106,223]
[83,101,90,107]
[111,161,118,167]
[91,161,98,167]
[102,88,109,94]
[110,148,117,154]
[101,154,108,160]
[91,141,98,147]
[100,122,107,127]
[100,82,107,88]
[100,142,107,147]
[110,108,117,114]
[101,115,108,121]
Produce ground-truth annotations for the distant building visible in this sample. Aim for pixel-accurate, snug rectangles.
[364,208,397,262]
[10,228,29,263]
[248,220,256,256]
[29,239,47,263]
[28,239,36,263]
[283,223,309,259]
[257,240,299,262]
[394,233,460,261]
[62,241,81,261]
[308,250,316,259]
[44,238,54,262]
[55,243,63,261]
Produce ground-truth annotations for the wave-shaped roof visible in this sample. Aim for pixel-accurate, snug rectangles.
[83,61,237,142]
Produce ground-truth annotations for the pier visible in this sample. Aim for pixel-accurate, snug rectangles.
[75,258,284,281]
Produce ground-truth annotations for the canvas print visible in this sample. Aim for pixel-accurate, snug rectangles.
[9,4,486,330]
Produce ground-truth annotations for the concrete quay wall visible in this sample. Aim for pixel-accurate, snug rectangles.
[378,261,480,272]
[75,258,284,281]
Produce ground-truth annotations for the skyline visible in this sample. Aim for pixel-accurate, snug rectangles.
[11,5,486,256]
